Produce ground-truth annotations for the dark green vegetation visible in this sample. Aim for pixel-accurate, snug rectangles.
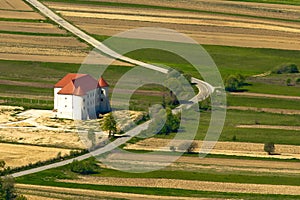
[0,176,27,200]
[69,158,100,175]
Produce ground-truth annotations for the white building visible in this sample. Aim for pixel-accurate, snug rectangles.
[54,73,111,120]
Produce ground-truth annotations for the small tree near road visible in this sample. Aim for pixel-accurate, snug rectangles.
[264,142,275,155]
[101,113,117,137]
[179,141,198,154]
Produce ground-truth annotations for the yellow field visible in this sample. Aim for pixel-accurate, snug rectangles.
[45,1,300,50]
[0,143,71,168]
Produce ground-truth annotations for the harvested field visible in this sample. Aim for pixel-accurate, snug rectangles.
[61,176,300,195]
[237,124,300,131]
[46,1,300,50]
[0,10,44,20]
[0,52,130,65]
[125,138,300,159]
[103,152,300,175]
[95,0,300,20]
[0,45,87,57]
[0,0,32,11]
[0,34,87,48]
[17,184,220,200]
[0,21,66,34]
[0,143,71,168]
[228,106,300,115]
[0,128,84,149]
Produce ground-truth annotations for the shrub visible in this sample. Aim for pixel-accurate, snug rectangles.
[272,64,299,74]
[69,158,100,175]
[179,141,198,153]
[286,78,293,86]
[264,142,275,155]
[224,74,246,92]
[295,77,300,85]
[169,146,176,152]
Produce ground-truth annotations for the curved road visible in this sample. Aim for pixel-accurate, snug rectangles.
[10,0,215,178]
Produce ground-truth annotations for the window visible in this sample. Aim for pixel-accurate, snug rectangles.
[65,97,67,100]
[101,98,103,102]
[65,105,67,108]
[101,90,104,94]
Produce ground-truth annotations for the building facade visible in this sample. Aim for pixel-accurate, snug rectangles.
[54,73,111,120]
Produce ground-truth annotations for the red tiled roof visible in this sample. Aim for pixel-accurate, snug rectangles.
[54,73,85,88]
[98,77,109,87]
[55,73,109,96]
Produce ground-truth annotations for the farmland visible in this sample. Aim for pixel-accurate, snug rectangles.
[0,0,299,199]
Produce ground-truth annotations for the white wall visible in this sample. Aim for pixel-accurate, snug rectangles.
[56,94,73,119]
[54,87,62,110]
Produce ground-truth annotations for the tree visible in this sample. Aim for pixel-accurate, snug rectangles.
[101,113,117,137]
[1,176,16,200]
[159,108,180,134]
[225,75,239,92]
[179,141,198,153]
[15,195,27,200]
[286,78,292,86]
[225,74,247,92]
[0,161,5,169]
[295,77,300,85]
[69,158,99,175]
[264,142,275,155]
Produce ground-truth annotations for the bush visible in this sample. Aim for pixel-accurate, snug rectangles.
[272,64,299,74]
[286,78,293,86]
[264,142,275,155]
[295,77,300,85]
[225,74,246,92]
[69,158,100,175]
[15,195,28,200]
[179,141,198,153]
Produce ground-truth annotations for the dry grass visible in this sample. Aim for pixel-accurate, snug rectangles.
[60,176,300,195]
[126,138,300,159]
[237,124,300,131]
[0,143,71,168]
[0,21,66,34]
[0,128,84,149]
[0,106,25,124]
[0,10,44,20]
[0,34,88,48]
[46,1,300,50]
[0,0,32,11]
[92,0,300,20]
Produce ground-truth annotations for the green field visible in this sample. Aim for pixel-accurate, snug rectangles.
[227,95,300,110]
[15,159,300,200]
